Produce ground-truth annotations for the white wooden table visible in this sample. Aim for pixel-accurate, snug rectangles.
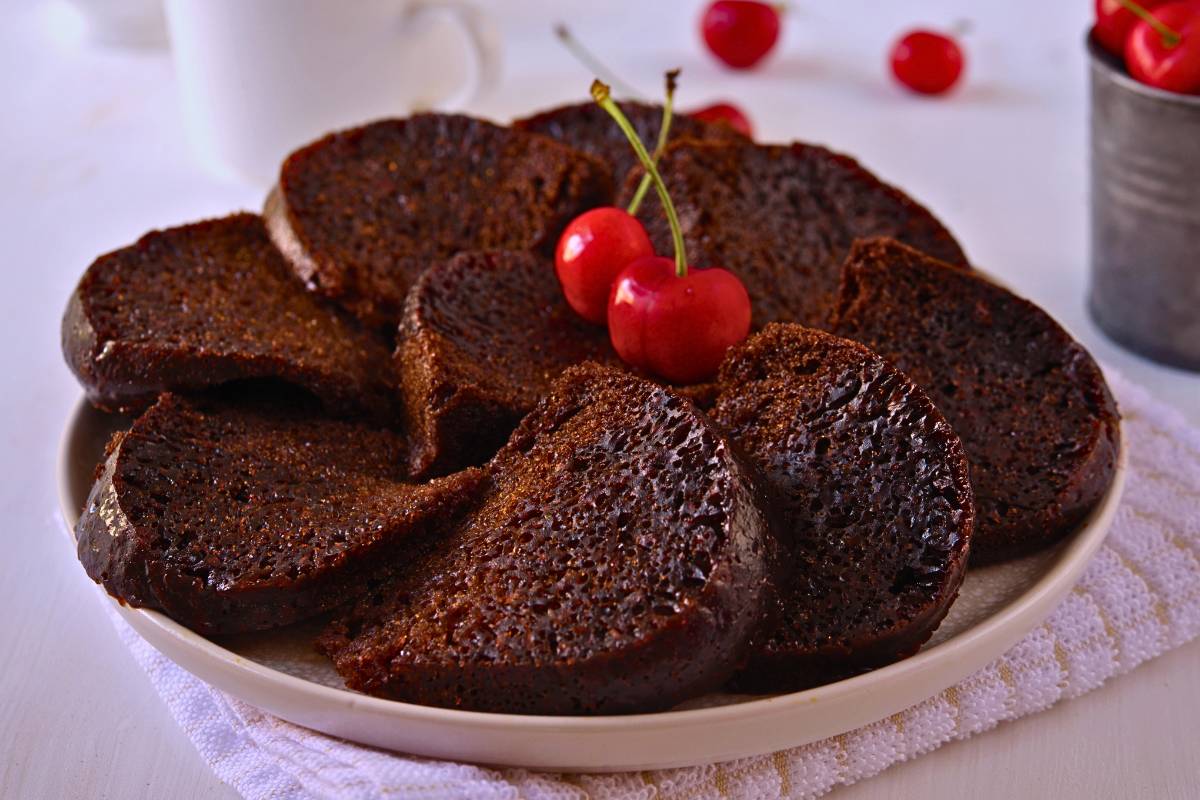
[2,1,1197,797]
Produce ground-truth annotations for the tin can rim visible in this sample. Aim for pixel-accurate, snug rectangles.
[1086,32,1200,108]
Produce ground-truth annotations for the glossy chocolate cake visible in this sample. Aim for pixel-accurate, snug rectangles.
[318,363,778,714]
[396,250,618,477]
[831,238,1120,563]
[62,104,1127,712]
[62,214,397,419]
[76,392,483,635]
[712,324,974,692]
[266,114,612,330]
[619,138,968,329]
[516,100,744,187]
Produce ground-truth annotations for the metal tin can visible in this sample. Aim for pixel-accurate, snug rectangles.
[1088,35,1200,372]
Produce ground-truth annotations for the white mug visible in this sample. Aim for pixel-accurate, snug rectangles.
[164,0,501,184]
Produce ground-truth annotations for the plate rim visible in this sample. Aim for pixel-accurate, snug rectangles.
[58,396,1127,768]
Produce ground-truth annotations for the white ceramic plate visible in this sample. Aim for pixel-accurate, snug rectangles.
[58,398,1126,772]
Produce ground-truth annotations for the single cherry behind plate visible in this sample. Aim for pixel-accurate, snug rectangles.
[1094,0,1171,55]
[592,79,752,385]
[1124,2,1200,94]
[890,30,966,95]
[556,209,653,324]
[688,102,754,137]
[609,257,751,385]
[701,1,781,69]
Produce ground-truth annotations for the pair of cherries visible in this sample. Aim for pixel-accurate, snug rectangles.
[1095,0,1200,94]
[701,1,966,96]
[554,79,751,386]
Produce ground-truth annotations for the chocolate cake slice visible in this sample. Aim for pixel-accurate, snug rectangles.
[515,100,744,187]
[396,250,619,477]
[318,363,777,715]
[712,324,974,692]
[266,114,612,330]
[76,392,483,635]
[618,139,968,330]
[831,238,1120,563]
[63,213,397,419]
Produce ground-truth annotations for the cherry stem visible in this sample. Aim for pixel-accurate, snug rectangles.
[593,79,688,279]
[949,19,973,38]
[554,25,645,99]
[626,70,679,217]
[1114,0,1181,47]
[553,26,676,217]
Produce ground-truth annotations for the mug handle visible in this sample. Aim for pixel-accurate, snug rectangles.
[402,2,502,111]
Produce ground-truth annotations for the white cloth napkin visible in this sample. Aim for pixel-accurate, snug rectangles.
[99,372,1200,800]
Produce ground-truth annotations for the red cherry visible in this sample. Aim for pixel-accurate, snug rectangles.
[701,1,781,70]
[1094,0,1171,55]
[608,256,751,385]
[1125,3,1200,93]
[890,30,966,95]
[688,102,755,138]
[555,207,654,324]
[590,78,753,383]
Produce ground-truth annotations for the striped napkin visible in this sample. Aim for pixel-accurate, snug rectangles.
[98,371,1200,799]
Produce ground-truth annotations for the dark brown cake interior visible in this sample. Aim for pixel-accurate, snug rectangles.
[397,250,619,477]
[619,139,968,330]
[319,363,775,714]
[63,213,397,419]
[713,324,974,692]
[76,391,483,634]
[269,114,612,330]
[62,101,1128,711]
[515,100,745,186]
[831,237,1120,563]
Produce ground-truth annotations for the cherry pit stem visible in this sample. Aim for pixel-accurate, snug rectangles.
[626,70,679,217]
[593,79,688,279]
[1115,0,1182,47]
[553,26,679,216]
[555,25,645,99]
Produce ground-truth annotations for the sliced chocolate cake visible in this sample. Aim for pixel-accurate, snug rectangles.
[712,324,974,692]
[318,363,778,715]
[266,114,612,330]
[76,392,483,635]
[396,250,619,477]
[831,238,1120,563]
[618,139,968,330]
[62,214,397,420]
[515,100,744,187]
